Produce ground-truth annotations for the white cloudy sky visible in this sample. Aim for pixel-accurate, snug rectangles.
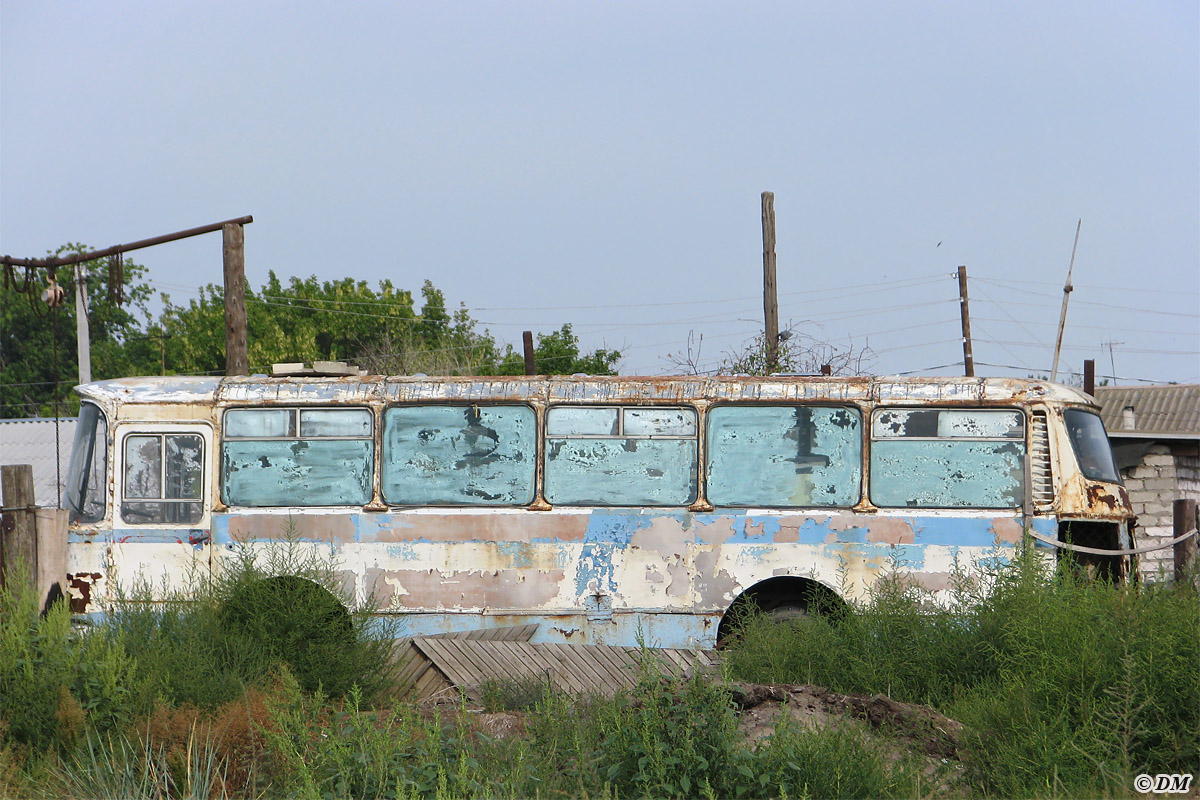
[2,2,1196,383]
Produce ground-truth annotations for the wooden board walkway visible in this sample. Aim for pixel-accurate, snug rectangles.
[392,626,719,702]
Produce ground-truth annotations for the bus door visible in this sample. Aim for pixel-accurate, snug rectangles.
[111,422,213,599]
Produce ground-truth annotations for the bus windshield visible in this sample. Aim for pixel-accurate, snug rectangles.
[1063,408,1121,484]
[65,403,107,522]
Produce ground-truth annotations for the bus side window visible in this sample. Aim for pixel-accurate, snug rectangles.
[707,406,862,507]
[381,405,536,506]
[870,408,1025,508]
[121,433,204,524]
[221,407,373,507]
[543,406,698,506]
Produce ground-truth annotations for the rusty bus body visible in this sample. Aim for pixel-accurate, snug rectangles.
[62,374,1133,648]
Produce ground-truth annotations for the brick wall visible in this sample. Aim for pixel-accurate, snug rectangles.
[1122,443,1200,581]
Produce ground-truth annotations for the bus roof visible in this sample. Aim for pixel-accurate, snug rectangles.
[74,374,1096,409]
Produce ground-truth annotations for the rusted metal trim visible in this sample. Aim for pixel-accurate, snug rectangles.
[1028,527,1197,556]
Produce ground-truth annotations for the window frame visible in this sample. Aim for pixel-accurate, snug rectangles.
[868,406,1028,510]
[704,402,864,509]
[543,404,700,507]
[380,402,539,507]
[115,423,212,527]
[220,405,376,508]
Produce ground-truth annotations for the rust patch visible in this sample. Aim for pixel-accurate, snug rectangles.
[862,517,916,545]
[67,572,102,614]
[693,516,740,546]
[773,523,800,543]
[1085,484,1118,511]
[989,518,1024,545]
[365,568,565,610]
[694,548,739,606]
[630,517,689,558]
[903,571,954,593]
[228,514,357,544]
[371,514,588,544]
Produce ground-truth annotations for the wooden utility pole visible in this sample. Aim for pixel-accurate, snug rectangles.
[957,266,974,377]
[1175,499,1197,585]
[522,331,536,375]
[761,192,779,373]
[223,222,249,376]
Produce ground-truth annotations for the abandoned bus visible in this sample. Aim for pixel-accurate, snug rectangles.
[62,373,1134,648]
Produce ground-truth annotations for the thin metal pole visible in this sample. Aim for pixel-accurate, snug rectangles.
[74,264,91,384]
[1050,219,1082,382]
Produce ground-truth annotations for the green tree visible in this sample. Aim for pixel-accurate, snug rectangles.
[158,272,500,376]
[495,324,621,375]
[1,245,153,417]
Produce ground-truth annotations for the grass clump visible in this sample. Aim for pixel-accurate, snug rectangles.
[723,550,1200,798]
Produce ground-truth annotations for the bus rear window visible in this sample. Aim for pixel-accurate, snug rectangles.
[1063,409,1121,484]
[870,408,1026,508]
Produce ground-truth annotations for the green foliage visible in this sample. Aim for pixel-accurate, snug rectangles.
[3,245,622,418]
[1,244,155,417]
[48,726,230,800]
[0,567,139,753]
[495,323,621,375]
[109,532,397,709]
[723,552,1200,798]
[744,716,920,800]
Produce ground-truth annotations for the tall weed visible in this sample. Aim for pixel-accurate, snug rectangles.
[723,550,1200,797]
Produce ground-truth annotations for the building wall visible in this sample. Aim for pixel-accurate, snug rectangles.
[1121,442,1200,581]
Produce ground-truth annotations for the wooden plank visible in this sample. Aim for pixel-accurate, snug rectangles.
[450,640,505,686]
[557,642,612,693]
[420,637,488,687]
[547,645,595,695]
[514,644,570,693]
[591,645,639,690]
[470,640,538,685]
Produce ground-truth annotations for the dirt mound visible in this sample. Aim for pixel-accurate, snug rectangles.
[461,681,963,764]
[728,683,963,760]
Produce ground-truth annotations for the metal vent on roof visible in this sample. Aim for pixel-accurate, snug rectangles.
[271,361,367,377]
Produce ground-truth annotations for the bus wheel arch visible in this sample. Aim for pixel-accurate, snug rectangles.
[218,575,355,669]
[716,576,847,645]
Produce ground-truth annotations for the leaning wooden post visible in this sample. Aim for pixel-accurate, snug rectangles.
[1,465,68,612]
[1,465,37,590]
[761,192,779,373]
[223,222,249,376]
[1175,499,1198,586]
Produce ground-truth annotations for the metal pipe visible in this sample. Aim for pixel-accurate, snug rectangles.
[1,215,254,268]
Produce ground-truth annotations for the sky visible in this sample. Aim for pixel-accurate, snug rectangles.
[2,1,1197,384]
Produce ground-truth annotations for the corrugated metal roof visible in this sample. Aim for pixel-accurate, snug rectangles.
[1094,385,1200,440]
[0,418,77,506]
